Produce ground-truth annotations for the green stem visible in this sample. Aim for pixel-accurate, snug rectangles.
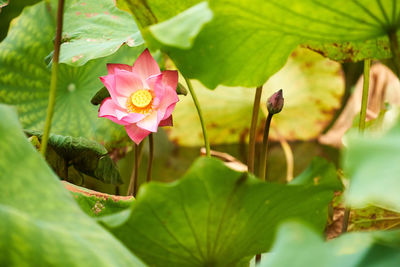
[127,142,144,196]
[389,31,400,78]
[342,59,371,234]
[146,133,154,182]
[259,113,273,181]
[40,0,65,156]
[184,77,210,157]
[247,86,263,173]
[358,59,371,132]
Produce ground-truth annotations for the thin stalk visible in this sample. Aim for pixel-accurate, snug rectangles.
[258,113,273,181]
[41,0,64,156]
[146,133,154,182]
[358,59,371,132]
[127,142,144,196]
[247,86,263,173]
[279,138,294,182]
[184,77,210,157]
[389,31,400,77]
[342,59,371,234]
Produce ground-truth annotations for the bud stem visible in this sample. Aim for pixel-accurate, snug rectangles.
[184,77,211,157]
[146,133,154,183]
[247,86,263,173]
[127,142,144,196]
[259,113,273,181]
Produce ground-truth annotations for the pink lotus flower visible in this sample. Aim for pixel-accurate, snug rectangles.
[98,49,179,144]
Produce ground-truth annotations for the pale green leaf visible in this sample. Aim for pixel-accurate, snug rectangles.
[147,2,213,49]
[343,122,400,212]
[169,48,344,146]
[260,222,400,267]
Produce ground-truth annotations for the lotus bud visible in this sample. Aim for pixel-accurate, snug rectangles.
[267,89,284,115]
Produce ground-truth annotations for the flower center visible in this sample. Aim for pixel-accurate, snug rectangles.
[131,89,152,108]
[127,89,154,114]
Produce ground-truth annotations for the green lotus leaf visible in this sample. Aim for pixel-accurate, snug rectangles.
[290,157,343,191]
[64,182,133,217]
[108,157,339,266]
[0,1,145,145]
[0,103,144,266]
[130,0,400,88]
[59,0,144,66]
[25,130,123,184]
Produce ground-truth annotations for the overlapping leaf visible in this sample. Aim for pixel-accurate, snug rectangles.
[59,0,144,66]
[0,0,39,40]
[0,104,144,266]
[26,130,123,184]
[108,157,339,266]
[64,182,133,217]
[260,222,400,267]
[343,122,400,213]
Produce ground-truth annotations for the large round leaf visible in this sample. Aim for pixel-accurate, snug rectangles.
[107,157,340,266]
[131,0,400,88]
[0,1,145,144]
[59,0,144,66]
[168,48,344,146]
[0,104,144,266]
